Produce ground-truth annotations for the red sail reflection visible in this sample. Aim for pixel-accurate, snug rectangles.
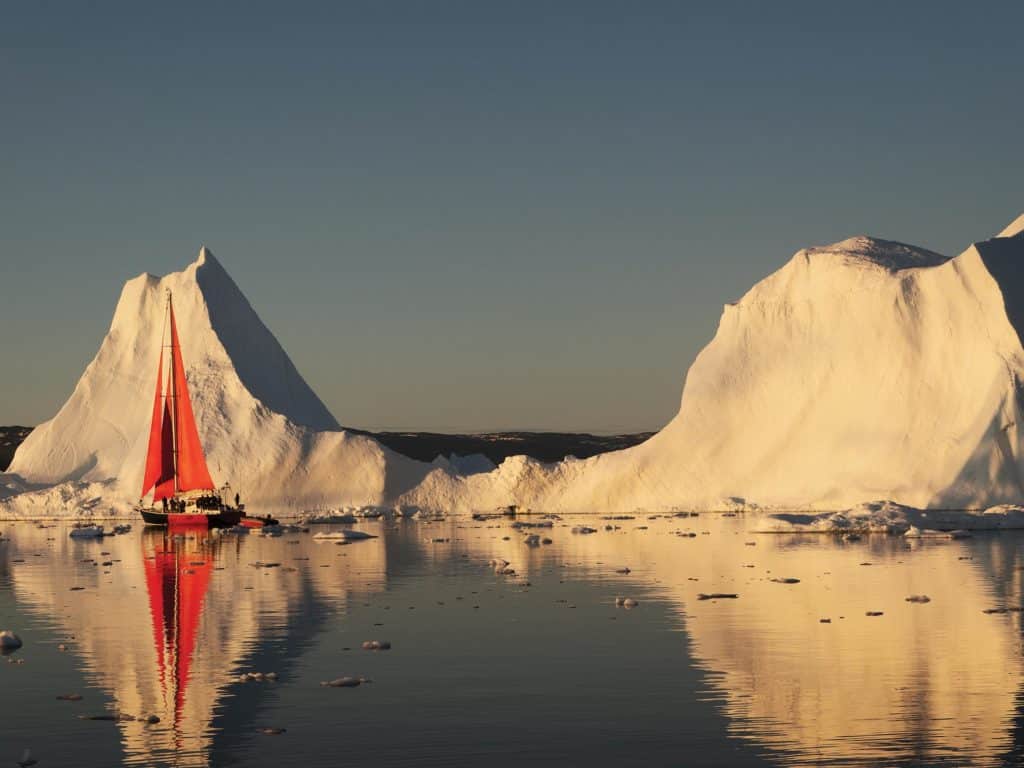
[142,527,215,731]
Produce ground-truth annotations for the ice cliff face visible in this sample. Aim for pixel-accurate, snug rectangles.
[402,216,1024,512]
[6,217,1024,515]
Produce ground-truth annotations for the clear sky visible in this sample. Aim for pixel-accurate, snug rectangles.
[1,2,1022,432]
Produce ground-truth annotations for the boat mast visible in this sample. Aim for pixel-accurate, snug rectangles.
[167,290,179,495]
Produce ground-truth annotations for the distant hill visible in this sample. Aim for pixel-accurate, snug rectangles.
[371,431,654,465]
[0,426,32,472]
[0,425,651,473]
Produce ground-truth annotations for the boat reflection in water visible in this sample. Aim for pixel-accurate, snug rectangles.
[4,521,387,768]
[122,525,387,767]
[141,527,216,757]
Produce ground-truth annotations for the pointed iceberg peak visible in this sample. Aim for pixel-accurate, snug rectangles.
[196,245,217,267]
[997,213,1024,239]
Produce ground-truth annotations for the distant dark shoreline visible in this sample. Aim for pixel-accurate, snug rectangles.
[0,425,653,473]
[0,426,32,472]
[369,430,655,465]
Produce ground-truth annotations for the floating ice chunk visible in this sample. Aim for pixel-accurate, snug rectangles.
[312,530,378,541]
[0,630,23,651]
[905,526,971,539]
[69,525,104,539]
[320,676,370,687]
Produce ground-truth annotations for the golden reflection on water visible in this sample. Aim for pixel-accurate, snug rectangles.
[539,518,1024,766]
[3,514,1023,767]
[6,524,388,767]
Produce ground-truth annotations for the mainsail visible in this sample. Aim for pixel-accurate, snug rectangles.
[140,294,215,500]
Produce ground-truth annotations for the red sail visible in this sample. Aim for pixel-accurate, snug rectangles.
[153,400,176,502]
[141,350,168,498]
[168,304,215,492]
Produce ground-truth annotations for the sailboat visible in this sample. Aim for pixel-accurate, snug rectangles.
[136,291,243,528]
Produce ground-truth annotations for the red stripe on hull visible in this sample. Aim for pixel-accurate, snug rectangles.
[167,514,210,527]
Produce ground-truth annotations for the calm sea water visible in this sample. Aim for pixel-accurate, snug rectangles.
[1,514,1023,767]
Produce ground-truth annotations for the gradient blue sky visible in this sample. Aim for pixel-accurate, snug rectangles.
[1,2,1022,432]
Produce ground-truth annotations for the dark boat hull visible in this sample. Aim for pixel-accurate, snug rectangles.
[139,507,243,528]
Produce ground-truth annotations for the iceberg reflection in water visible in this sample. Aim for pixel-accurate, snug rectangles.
[1,515,1023,766]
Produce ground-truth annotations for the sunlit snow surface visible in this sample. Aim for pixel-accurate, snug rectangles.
[2,514,1024,767]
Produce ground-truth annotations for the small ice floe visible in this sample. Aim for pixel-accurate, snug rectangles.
[216,524,250,535]
[361,640,391,651]
[238,671,278,683]
[320,676,371,688]
[70,525,104,539]
[760,501,1024,535]
[0,630,23,652]
[511,520,554,529]
[770,577,800,584]
[571,526,597,535]
[17,749,37,768]
[905,595,931,603]
[411,509,447,522]
[355,506,389,519]
[78,713,137,722]
[904,526,971,539]
[613,597,640,608]
[312,530,378,541]
[301,510,358,524]
[697,593,738,601]
[490,559,515,575]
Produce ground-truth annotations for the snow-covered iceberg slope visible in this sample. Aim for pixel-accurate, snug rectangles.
[401,217,1024,512]
[6,215,1024,517]
[5,248,433,513]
